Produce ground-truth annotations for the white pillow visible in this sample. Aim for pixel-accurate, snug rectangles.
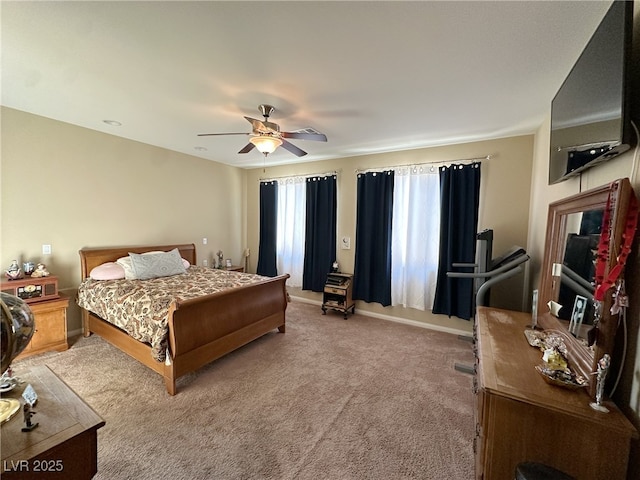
[117,251,190,279]
[116,256,137,280]
[128,248,186,280]
[89,262,126,280]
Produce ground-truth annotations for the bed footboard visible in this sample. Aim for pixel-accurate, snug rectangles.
[165,274,289,394]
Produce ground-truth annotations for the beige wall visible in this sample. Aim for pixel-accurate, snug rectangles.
[1,107,247,334]
[245,135,534,335]
[2,107,533,338]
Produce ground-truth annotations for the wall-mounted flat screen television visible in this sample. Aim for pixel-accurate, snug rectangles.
[549,0,634,185]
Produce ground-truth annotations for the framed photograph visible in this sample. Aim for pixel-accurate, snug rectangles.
[568,295,587,336]
[225,259,232,268]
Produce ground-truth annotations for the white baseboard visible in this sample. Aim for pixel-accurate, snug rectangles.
[289,295,470,338]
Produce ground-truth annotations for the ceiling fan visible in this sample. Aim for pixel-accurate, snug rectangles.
[198,104,327,157]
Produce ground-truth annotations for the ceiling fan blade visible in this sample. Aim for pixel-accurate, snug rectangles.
[280,139,307,157]
[197,132,249,137]
[282,131,327,142]
[244,116,266,131]
[238,142,256,154]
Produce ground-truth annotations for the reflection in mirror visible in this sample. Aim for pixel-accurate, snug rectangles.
[555,209,603,341]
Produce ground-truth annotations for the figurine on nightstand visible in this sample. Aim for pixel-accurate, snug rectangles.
[21,403,38,432]
[5,260,22,280]
[30,263,50,278]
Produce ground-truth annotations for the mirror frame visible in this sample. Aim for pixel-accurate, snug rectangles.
[538,177,634,398]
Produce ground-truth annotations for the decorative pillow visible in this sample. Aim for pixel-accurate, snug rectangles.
[116,256,137,280]
[128,248,186,280]
[89,262,126,280]
[117,251,190,279]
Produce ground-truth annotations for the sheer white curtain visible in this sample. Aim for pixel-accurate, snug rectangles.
[276,177,306,286]
[391,168,441,310]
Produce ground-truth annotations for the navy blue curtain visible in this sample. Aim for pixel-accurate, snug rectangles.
[353,171,394,306]
[303,175,337,292]
[257,181,278,277]
[432,163,481,320]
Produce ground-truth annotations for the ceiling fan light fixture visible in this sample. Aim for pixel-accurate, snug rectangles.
[250,135,282,154]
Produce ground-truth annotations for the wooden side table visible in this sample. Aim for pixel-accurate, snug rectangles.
[322,273,355,319]
[225,265,244,272]
[16,294,69,360]
[1,365,105,479]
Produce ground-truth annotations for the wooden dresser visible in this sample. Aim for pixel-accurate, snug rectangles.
[475,306,637,480]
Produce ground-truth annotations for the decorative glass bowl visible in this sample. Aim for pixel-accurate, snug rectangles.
[535,364,587,390]
[1,292,35,374]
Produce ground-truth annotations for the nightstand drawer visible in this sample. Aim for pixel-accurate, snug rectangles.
[324,286,346,295]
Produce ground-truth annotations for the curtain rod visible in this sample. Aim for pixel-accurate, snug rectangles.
[354,154,492,175]
[259,170,339,183]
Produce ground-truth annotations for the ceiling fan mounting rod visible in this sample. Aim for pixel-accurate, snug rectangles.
[258,104,275,120]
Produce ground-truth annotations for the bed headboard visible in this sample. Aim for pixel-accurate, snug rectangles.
[79,244,197,280]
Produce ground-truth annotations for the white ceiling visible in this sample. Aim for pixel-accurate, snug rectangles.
[2,0,613,169]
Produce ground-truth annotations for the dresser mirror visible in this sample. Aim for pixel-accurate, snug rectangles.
[538,177,635,397]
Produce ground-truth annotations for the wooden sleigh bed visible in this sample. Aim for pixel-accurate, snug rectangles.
[78,243,289,395]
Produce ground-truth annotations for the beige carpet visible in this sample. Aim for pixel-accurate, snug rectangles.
[13,300,475,479]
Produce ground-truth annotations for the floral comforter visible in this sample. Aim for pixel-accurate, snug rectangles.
[77,266,267,362]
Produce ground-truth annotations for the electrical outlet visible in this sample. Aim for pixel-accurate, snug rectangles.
[341,237,351,250]
[42,244,52,255]
[203,259,208,267]
[202,238,208,245]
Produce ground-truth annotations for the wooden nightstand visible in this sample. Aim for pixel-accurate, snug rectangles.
[322,273,355,319]
[16,294,69,360]
[225,265,244,272]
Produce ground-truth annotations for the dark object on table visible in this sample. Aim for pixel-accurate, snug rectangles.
[21,403,38,432]
[1,293,35,373]
[516,462,575,480]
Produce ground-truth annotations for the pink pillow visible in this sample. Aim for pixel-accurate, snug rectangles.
[89,262,126,280]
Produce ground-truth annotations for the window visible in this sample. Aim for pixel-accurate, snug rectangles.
[258,174,337,290]
[354,166,441,310]
[276,177,306,286]
[391,168,440,310]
